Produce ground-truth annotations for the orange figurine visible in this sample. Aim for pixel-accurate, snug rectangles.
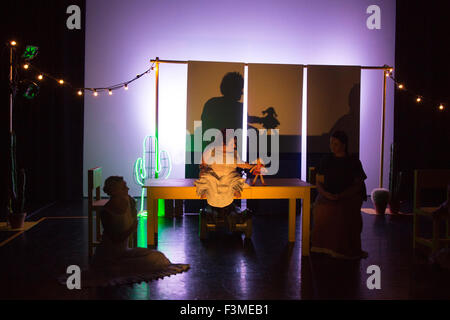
[249,158,267,185]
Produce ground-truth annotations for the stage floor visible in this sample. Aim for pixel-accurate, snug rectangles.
[0,199,448,300]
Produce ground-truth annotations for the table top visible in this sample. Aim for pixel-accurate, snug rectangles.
[145,178,313,188]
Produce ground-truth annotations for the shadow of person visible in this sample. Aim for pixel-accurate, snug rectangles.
[328,83,361,154]
[307,83,361,156]
[201,72,245,138]
[200,72,266,140]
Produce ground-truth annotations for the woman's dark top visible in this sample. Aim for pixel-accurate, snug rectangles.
[317,154,367,200]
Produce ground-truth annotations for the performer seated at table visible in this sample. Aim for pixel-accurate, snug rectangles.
[67,176,189,287]
[311,130,369,259]
[195,129,253,231]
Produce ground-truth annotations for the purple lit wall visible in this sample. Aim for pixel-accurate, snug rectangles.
[84,0,396,196]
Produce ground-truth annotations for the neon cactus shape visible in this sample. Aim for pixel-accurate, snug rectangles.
[133,135,171,215]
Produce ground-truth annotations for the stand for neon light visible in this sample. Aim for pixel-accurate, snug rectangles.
[133,135,171,218]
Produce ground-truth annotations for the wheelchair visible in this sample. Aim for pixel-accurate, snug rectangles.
[199,203,253,240]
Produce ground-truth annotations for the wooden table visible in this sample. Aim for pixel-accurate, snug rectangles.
[145,178,313,256]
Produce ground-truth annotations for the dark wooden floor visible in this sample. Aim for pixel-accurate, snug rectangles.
[0,199,448,300]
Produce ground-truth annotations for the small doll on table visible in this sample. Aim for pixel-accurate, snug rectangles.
[249,158,267,185]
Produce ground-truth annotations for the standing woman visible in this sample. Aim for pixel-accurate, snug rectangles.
[311,131,368,259]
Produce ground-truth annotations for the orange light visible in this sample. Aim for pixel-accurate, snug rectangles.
[93,90,98,97]
[108,89,113,95]
[416,97,421,103]
[77,90,83,96]
[438,104,444,111]
[10,41,17,46]
[37,74,43,80]
[124,84,129,90]
[59,79,64,85]
[398,84,404,89]
[23,64,29,70]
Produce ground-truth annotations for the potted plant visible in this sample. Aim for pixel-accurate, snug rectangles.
[371,187,390,215]
[7,133,27,229]
[389,171,402,214]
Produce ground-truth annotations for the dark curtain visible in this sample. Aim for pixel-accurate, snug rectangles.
[394,0,450,202]
[1,0,85,216]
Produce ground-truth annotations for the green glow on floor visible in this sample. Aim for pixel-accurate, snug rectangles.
[136,215,175,248]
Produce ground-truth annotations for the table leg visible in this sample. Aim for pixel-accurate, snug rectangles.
[152,199,159,246]
[302,189,311,256]
[147,197,155,247]
[288,198,296,242]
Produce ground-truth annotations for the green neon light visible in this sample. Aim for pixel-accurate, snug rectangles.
[22,45,39,60]
[136,201,165,217]
[142,136,149,179]
[137,210,147,218]
[133,134,172,217]
[162,150,173,179]
[134,158,145,186]
[136,215,147,248]
[23,82,39,99]
[140,188,146,214]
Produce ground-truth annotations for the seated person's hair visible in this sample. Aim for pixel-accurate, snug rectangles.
[103,176,124,196]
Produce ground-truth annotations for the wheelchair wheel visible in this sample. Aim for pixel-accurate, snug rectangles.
[199,209,208,240]
[244,218,252,239]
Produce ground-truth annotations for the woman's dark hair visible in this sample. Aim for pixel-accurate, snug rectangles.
[331,130,349,155]
[103,176,124,196]
[220,72,244,100]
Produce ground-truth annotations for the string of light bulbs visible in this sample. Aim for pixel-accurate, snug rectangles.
[385,68,447,111]
[21,61,155,97]
[11,38,156,97]
[11,41,448,109]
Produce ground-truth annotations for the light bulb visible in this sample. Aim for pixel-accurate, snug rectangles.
[416,97,421,103]
[59,79,64,85]
[23,64,29,70]
[438,104,444,111]
[398,84,404,89]
[10,41,17,46]
[124,84,129,90]
[108,89,113,95]
[93,90,98,97]
[77,90,83,96]
[37,74,43,80]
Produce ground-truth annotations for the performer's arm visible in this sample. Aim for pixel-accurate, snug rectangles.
[316,174,338,201]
